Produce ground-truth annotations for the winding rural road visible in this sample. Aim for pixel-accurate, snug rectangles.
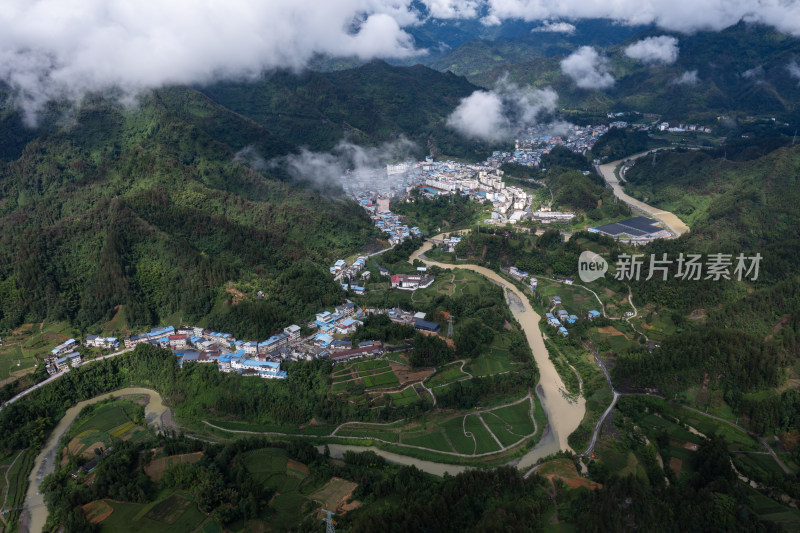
[0,347,133,413]
[596,150,690,237]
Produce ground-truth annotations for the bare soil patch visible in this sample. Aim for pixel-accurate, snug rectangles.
[597,326,625,337]
[82,500,113,524]
[286,459,310,475]
[82,441,106,459]
[778,431,800,452]
[144,452,204,482]
[225,287,247,305]
[392,364,434,386]
[688,308,707,321]
[669,457,683,476]
[311,477,358,512]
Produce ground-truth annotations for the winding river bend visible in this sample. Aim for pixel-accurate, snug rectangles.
[597,150,690,237]
[21,236,587,528]
[21,388,170,533]
[410,235,586,469]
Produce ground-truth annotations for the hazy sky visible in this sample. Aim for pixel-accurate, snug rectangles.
[2,0,799,123]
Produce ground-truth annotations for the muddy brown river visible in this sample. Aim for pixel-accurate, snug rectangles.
[410,235,586,469]
[21,236,587,528]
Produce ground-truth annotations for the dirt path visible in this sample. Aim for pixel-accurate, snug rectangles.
[478,414,504,450]
[209,392,537,459]
[679,405,790,475]
[0,450,23,525]
[463,417,477,455]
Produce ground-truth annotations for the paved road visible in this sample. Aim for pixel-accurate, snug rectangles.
[0,348,132,413]
[596,150,690,237]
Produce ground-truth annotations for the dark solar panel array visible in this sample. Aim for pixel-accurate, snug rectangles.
[594,217,661,237]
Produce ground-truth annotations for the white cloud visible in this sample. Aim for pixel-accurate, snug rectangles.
[447,90,508,142]
[531,21,576,34]
[421,0,481,19]
[0,0,423,125]
[741,66,764,79]
[447,79,559,141]
[624,36,679,65]
[672,70,699,85]
[788,62,800,85]
[560,46,614,89]
[484,0,800,36]
[4,0,800,124]
[277,138,418,190]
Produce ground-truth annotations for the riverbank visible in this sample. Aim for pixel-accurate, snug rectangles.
[20,388,171,533]
[410,234,587,468]
[597,150,690,237]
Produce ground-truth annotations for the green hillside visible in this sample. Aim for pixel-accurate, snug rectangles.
[0,62,484,335]
[197,61,482,154]
[432,22,800,122]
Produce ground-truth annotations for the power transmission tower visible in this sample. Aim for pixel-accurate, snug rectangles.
[447,315,455,338]
[322,510,336,533]
[651,152,657,166]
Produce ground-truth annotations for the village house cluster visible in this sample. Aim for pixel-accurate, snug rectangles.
[544,295,603,337]
[45,338,82,375]
[331,256,369,294]
[43,296,444,380]
[504,123,608,167]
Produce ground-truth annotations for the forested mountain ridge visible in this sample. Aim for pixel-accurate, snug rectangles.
[0,62,483,334]
[432,22,800,121]
[198,61,481,154]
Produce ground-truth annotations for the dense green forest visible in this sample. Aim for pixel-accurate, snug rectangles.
[0,61,495,336]
[392,191,486,234]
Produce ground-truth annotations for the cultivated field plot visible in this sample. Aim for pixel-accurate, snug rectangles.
[340,396,537,458]
[0,321,73,383]
[744,485,800,531]
[589,327,639,353]
[336,425,402,443]
[65,400,147,460]
[331,359,400,393]
[481,412,525,447]
[144,452,204,482]
[491,399,536,436]
[535,277,608,317]
[464,348,521,377]
[401,427,455,453]
[238,448,317,530]
[242,447,310,493]
[0,449,34,531]
[96,491,208,533]
[425,362,469,388]
[388,387,419,407]
[464,414,501,454]
[537,458,602,490]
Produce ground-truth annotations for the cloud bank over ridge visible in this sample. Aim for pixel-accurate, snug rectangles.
[2,0,800,123]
